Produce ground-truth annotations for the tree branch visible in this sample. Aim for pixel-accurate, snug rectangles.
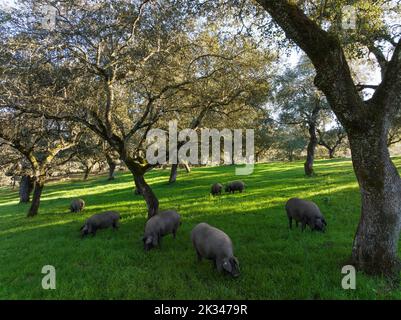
[370,39,401,116]
[255,0,365,125]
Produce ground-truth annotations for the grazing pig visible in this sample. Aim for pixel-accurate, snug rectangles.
[70,198,85,213]
[191,223,240,278]
[225,181,245,194]
[210,183,223,196]
[285,198,327,232]
[143,210,181,251]
[80,211,120,237]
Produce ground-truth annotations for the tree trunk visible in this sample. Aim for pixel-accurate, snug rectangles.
[168,141,188,184]
[328,148,335,159]
[83,166,91,180]
[19,175,34,203]
[108,163,116,180]
[125,159,159,219]
[106,156,117,181]
[253,0,401,277]
[134,174,159,218]
[304,122,318,176]
[27,178,44,217]
[133,175,143,195]
[349,128,401,276]
[169,162,191,184]
[169,164,178,184]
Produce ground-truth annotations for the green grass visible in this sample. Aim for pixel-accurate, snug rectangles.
[1,158,401,299]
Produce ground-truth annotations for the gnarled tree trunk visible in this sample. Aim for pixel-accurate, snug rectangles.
[27,177,44,217]
[134,174,159,218]
[125,159,158,219]
[19,175,34,203]
[254,0,401,276]
[349,127,401,275]
[133,175,143,195]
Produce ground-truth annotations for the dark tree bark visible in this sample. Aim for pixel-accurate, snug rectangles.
[133,175,143,195]
[169,161,191,183]
[11,176,17,190]
[125,158,158,219]
[256,151,262,163]
[106,154,117,181]
[108,162,116,180]
[349,127,401,275]
[255,0,401,275]
[304,122,317,176]
[304,104,319,176]
[328,148,335,159]
[320,144,337,159]
[169,164,178,184]
[27,178,44,217]
[134,174,158,218]
[19,175,34,203]
[83,165,91,180]
[168,141,187,184]
[288,152,293,162]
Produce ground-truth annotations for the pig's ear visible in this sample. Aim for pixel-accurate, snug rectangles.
[322,218,327,226]
[222,259,232,273]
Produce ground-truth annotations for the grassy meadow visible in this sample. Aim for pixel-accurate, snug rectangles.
[1,158,401,299]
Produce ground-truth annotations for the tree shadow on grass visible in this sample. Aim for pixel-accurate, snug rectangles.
[2,159,401,298]
[0,195,395,299]
[0,160,362,232]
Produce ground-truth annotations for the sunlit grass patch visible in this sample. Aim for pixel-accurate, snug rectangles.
[0,157,400,299]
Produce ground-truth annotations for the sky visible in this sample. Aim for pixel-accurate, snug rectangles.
[0,0,16,10]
